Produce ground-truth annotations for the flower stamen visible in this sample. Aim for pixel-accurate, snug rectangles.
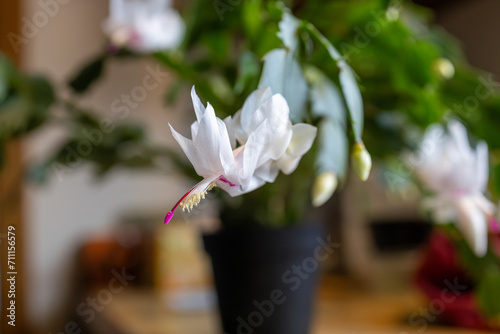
[164,175,220,224]
[179,181,217,212]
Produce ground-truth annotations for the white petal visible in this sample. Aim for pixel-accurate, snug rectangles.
[232,111,248,145]
[449,120,472,159]
[217,182,241,197]
[473,195,495,216]
[456,197,488,257]
[191,121,199,139]
[259,120,291,165]
[194,103,225,173]
[277,157,300,175]
[191,86,206,122]
[254,160,280,183]
[240,87,273,133]
[259,94,291,130]
[277,123,317,174]
[254,94,293,160]
[223,116,237,149]
[475,141,489,192]
[220,175,266,197]
[288,124,317,156]
[239,122,268,182]
[169,124,210,176]
[216,117,236,175]
[237,117,289,185]
[240,175,267,194]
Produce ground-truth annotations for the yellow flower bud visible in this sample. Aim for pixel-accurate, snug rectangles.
[312,171,338,207]
[433,58,455,80]
[351,142,372,181]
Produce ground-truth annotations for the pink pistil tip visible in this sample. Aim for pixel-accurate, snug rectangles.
[220,177,236,187]
[164,211,174,224]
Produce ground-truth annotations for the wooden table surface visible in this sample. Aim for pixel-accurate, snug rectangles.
[98,276,490,334]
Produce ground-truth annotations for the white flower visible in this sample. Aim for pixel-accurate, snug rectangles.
[165,87,317,224]
[232,87,318,182]
[415,120,494,256]
[103,0,185,53]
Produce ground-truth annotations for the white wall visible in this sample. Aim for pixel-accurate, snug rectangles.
[21,0,193,330]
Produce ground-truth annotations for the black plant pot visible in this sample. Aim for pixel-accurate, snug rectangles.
[203,224,328,334]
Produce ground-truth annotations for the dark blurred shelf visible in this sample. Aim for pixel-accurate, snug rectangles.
[91,275,489,334]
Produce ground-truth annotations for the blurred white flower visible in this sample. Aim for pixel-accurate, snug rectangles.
[165,87,317,223]
[415,120,494,256]
[103,0,185,53]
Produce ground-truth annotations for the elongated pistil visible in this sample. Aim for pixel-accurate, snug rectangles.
[164,175,220,224]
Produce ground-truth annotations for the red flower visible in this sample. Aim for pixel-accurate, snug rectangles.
[415,231,492,330]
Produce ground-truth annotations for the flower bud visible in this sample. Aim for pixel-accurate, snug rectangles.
[433,58,455,80]
[312,171,338,207]
[385,7,400,21]
[351,142,372,181]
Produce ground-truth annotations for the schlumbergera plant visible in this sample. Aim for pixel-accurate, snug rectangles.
[6,0,500,228]
[163,7,372,226]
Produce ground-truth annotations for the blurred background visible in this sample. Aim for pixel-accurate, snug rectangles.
[1,0,500,333]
